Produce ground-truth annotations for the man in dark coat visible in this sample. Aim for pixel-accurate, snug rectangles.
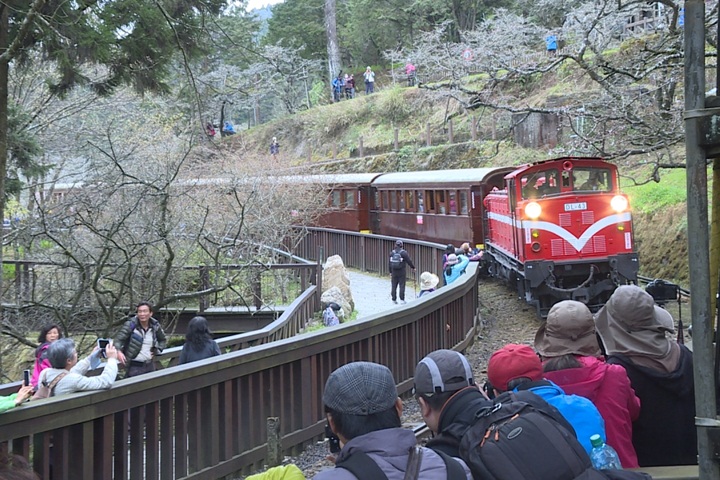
[388,240,415,304]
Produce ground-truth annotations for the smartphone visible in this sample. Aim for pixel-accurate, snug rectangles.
[98,338,110,358]
[23,369,30,386]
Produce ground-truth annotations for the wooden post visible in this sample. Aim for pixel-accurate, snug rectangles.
[448,119,454,144]
[426,123,431,147]
[332,142,337,160]
[267,417,282,467]
[491,114,497,140]
[359,136,364,157]
[394,128,399,151]
[199,266,209,312]
[306,145,312,162]
[253,270,262,310]
[471,116,477,141]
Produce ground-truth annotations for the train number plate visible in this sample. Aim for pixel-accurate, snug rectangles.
[564,202,587,211]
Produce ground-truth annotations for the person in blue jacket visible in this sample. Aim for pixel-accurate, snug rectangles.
[443,253,469,285]
[487,343,606,455]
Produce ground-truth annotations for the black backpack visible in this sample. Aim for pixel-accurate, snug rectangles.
[458,390,591,480]
[390,249,404,270]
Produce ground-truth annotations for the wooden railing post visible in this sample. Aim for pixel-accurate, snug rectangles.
[307,145,312,162]
[448,119,454,144]
[267,417,282,467]
[332,142,337,160]
[426,123,432,147]
[253,269,262,310]
[471,116,477,141]
[394,128,399,151]
[359,136,364,157]
[199,266,209,312]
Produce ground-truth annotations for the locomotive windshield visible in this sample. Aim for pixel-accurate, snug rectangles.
[521,169,560,199]
[572,168,611,192]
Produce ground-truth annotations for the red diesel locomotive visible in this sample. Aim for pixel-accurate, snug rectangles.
[482,157,639,316]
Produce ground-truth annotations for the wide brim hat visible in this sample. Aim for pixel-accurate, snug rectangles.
[420,272,439,291]
[446,254,459,265]
[594,285,675,357]
[535,300,602,358]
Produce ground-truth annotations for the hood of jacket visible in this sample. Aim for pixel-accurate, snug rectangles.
[542,355,607,402]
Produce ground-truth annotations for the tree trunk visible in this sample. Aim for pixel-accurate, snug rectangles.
[324,0,341,98]
[0,3,8,374]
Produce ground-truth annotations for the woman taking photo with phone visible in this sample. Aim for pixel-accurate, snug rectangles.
[179,316,221,365]
[30,324,63,389]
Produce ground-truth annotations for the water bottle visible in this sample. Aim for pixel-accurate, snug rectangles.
[589,434,622,470]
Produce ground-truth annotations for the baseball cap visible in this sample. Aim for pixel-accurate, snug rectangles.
[323,362,398,415]
[487,344,542,392]
[414,349,474,395]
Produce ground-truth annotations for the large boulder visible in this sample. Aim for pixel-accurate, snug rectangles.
[322,255,354,315]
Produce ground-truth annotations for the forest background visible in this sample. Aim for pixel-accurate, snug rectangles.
[0,0,713,381]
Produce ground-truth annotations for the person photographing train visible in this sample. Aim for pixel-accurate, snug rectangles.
[389,240,415,304]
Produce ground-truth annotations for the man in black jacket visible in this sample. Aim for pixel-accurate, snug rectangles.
[414,349,490,457]
[114,302,167,378]
[388,240,415,304]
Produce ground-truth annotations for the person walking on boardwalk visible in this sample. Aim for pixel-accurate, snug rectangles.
[388,240,415,304]
[114,301,167,378]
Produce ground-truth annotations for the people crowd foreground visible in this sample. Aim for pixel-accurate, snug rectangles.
[30,324,63,388]
[487,343,606,454]
[38,338,119,396]
[536,300,640,468]
[594,285,697,467]
[313,361,473,479]
[114,302,167,378]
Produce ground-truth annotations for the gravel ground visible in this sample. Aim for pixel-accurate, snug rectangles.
[239,277,541,479]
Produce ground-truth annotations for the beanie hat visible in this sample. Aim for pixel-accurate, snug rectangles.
[323,362,398,415]
[414,349,474,395]
[487,344,542,392]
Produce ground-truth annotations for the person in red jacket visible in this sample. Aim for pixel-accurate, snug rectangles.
[535,300,641,468]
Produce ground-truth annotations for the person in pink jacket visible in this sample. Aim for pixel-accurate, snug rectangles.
[30,324,62,389]
[535,300,641,468]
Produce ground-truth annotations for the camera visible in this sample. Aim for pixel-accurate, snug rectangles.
[645,279,679,306]
[325,424,341,453]
[97,338,110,358]
[482,380,496,400]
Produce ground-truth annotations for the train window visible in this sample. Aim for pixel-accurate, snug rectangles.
[374,190,380,209]
[331,190,341,208]
[573,168,611,192]
[390,191,398,211]
[459,191,468,214]
[449,192,457,214]
[521,169,560,199]
[399,191,406,212]
[381,191,389,211]
[426,190,435,213]
[437,191,446,214]
[345,190,355,208]
[407,191,415,211]
[417,191,425,213]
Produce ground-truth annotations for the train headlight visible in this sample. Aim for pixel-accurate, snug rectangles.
[525,202,542,219]
[611,195,628,213]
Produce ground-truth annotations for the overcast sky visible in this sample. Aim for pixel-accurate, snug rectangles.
[246,0,283,10]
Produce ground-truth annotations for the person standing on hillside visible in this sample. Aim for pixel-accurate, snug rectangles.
[270,137,280,158]
[388,240,415,304]
[363,66,375,95]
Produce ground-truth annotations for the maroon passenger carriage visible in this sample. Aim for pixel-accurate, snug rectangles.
[482,157,639,317]
[369,168,513,246]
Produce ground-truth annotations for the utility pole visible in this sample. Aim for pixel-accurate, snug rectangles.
[684,1,720,478]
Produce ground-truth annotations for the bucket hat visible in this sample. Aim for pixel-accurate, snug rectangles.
[446,254,459,266]
[419,272,439,291]
[535,300,602,358]
[594,285,675,357]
